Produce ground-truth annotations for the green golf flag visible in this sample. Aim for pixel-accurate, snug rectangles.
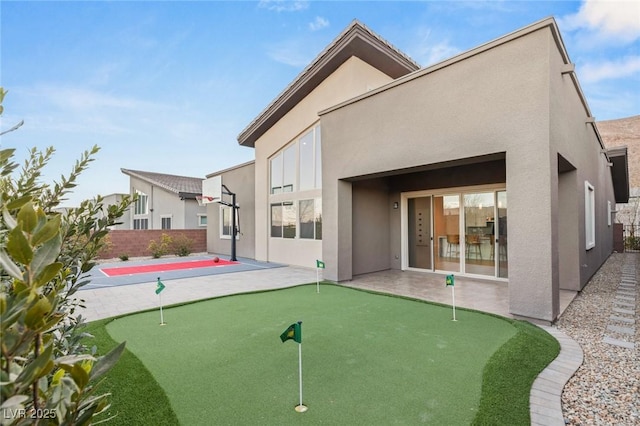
[280,322,302,344]
[156,278,166,295]
[445,274,454,287]
[316,260,325,269]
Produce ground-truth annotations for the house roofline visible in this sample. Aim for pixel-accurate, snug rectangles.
[205,160,255,178]
[236,20,420,148]
[121,168,202,195]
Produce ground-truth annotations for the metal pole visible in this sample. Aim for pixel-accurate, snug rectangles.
[231,192,237,261]
[298,342,303,408]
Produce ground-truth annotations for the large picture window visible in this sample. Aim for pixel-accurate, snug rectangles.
[585,181,595,250]
[270,125,321,195]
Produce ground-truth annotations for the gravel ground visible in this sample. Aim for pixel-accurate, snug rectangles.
[556,253,639,425]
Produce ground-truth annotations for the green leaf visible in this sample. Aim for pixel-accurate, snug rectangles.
[6,227,33,265]
[33,262,63,288]
[31,214,61,247]
[24,297,52,329]
[15,344,54,388]
[69,363,90,389]
[5,195,32,211]
[17,201,37,233]
[90,341,126,381]
[0,249,23,280]
[31,233,61,279]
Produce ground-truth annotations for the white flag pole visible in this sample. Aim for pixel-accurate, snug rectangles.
[316,267,320,293]
[298,343,303,407]
[451,285,457,322]
[159,293,165,325]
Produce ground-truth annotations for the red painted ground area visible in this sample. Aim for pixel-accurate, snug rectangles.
[101,258,238,277]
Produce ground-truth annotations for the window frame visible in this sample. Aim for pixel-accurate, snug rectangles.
[220,205,239,240]
[585,181,595,250]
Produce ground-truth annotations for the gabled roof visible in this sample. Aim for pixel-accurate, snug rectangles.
[237,20,420,148]
[121,168,202,198]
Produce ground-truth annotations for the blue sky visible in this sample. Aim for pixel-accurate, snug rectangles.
[1,1,639,206]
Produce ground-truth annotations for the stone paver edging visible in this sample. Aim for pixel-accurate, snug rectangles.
[529,326,583,425]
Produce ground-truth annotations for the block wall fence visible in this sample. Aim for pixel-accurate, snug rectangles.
[99,229,207,259]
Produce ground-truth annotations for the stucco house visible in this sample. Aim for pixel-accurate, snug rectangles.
[205,18,629,323]
[121,168,207,230]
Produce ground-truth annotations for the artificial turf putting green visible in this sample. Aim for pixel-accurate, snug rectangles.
[105,284,518,425]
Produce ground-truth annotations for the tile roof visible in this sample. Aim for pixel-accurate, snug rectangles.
[121,168,202,196]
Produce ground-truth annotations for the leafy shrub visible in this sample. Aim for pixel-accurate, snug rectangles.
[172,234,193,257]
[148,233,172,258]
[0,87,133,425]
[119,253,129,261]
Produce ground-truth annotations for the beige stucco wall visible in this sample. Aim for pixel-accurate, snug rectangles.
[206,162,256,259]
[548,34,616,290]
[253,56,396,267]
[321,27,574,321]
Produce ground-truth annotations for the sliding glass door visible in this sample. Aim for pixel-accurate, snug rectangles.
[463,192,495,276]
[404,188,507,279]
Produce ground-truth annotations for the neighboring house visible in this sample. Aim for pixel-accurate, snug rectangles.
[121,168,207,230]
[205,18,629,323]
[102,193,131,230]
[599,115,640,227]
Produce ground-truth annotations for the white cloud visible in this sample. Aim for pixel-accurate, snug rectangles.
[309,16,329,31]
[580,55,640,83]
[266,40,312,67]
[560,0,640,42]
[406,27,461,67]
[258,0,309,13]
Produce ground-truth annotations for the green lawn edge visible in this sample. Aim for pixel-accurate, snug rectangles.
[84,282,560,425]
[85,319,180,426]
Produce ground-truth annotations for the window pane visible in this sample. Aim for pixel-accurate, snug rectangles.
[222,207,231,236]
[315,125,322,189]
[271,204,282,237]
[283,202,296,238]
[134,191,148,215]
[199,215,208,226]
[283,144,296,193]
[315,197,322,240]
[299,199,314,239]
[270,154,282,194]
[299,131,314,191]
[161,217,171,230]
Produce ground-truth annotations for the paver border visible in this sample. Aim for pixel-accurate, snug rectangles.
[529,326,583,426]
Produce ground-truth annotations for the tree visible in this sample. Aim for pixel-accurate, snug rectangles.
[1,86,133,424]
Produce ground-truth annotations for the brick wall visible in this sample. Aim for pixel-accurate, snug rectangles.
[100,229,207,259]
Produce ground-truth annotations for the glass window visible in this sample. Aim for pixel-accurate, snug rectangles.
[299,130,314,191]
[283,202,296,238]
[134,190,148,215]
[299,199,315,239]
[270,153,283,194]
[221,206,231,237]
[299,199,322,240]
[198,215,208,227]
[315,198,322,240]
[271,204,282,238]
[315,125,322,189]
[133,218,148,230]
[283,144,296,193]
[161,217,172,230]
[585,182,595,249]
